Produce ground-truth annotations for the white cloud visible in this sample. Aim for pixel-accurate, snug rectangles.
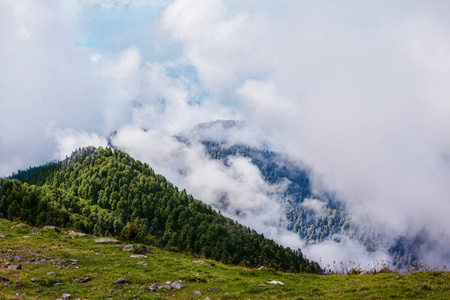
[49,127,108,160]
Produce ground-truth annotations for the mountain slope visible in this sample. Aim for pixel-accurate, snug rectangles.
[1,218,448,299]
[1,146,319,273]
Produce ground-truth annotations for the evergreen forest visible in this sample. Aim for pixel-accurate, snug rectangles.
[0,146,320,273]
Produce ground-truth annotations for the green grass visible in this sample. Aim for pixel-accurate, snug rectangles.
[0,219,449,299]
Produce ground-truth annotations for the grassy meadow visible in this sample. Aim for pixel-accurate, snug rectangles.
[0,219,449,299]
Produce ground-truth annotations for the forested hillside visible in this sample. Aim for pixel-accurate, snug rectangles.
[0,147,320,273]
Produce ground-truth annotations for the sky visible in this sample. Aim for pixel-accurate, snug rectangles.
[1,0,450,268]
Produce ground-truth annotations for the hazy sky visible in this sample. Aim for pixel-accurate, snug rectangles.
[1,0,450,267]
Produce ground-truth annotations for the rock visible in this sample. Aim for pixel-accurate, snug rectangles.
[115,277,125,284]
[262,280,285,285]
[8,253,20,262]
[203,298,212,300]
[23,236,30,238]
[69,230,88,237]
[16,223,27,228]
[31,227,39,233]
[54,282,62,286]
[47,272,55,275]
[0,275,9,282]
[95,238,119,244]
[31,278,36,282]
[258,266,266,270]
[136,261,147,265]
[80,277,91,283]
[5,262,11,267]
[0,235,6,239]
[62,293,71,299]
[193,260,211,266]
[171,280,184,290]
[7,264,22,270]
[59,259,79,265]
[44,226,61,232]
[14,281,23,287]
[130,254,147,258]
[192,290,202,295]
[123,245,135,252]
[158,285,173,290]
[122,244,150,253]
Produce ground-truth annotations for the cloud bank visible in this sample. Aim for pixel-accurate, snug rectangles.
[1,0,450,267]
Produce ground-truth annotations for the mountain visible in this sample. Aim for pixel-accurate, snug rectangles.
[178,120,418,268]
[0,146,320,273]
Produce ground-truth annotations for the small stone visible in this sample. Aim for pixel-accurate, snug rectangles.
[109,289,114,292]
[7,264,22,270]
[14,281,23,287]
[4,262,11,267]
[122,245,135,252]
[23,236,30,238]
[47,272,55,275]
[0,234,6,239]
[0,275,9,282]
[16,223,27,228]
[62,293,71,299]
[193,260,212,266]
[31,278,36,282]
[54,282,62,286]
[95,238,119,244]
[44,226,61,232]
[31,227,39,233]
[192,290,202,295]
[68,230,88,237]
[263,280,285,285]
[203,297,212,300]
[59,259,79,265]
[115,277,125,284]
[171,280,184,290]
[258,266,266,270]
[130,254,147,258]
[80,277,91,283]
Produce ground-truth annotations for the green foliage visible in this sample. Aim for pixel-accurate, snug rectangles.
[118,220,153,245]
[2,146,320,273]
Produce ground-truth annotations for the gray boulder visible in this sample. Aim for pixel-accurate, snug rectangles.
[44,226,61,232]
[95,238,119,244]
[7,265,22,270]
[69,230,88,237]
[171,280,184,290]
[193,260,212,266]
